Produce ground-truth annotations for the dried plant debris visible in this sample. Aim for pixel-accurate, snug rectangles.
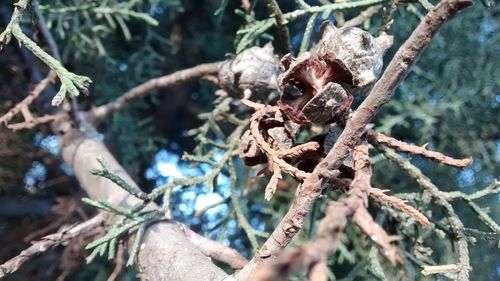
[239,110,297,166]
[278,22,392,124]
[218,43,280,99]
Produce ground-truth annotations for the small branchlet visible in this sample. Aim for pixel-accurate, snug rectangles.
[85,95,260,264]
[91,157,149,201]
[376,144,473,280]
[367,129,473,168]
[0,0,92,106]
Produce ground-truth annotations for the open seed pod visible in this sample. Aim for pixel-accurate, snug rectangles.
[277,52,354,124]
[218,44,280,99]
[277,22,392,124]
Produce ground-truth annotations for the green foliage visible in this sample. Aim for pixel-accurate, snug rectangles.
[83,95,263,264]
[0,0,92,106]
[40,0,180,58]
[233,0,385,53]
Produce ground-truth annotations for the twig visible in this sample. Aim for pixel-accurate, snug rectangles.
[421,263,464,276]
[460,200,500,233]
[33,0,85,124]
[343,5,383,27]
[463,228,500,241]
[378,0,398,35]
[0,214,104,278]
[367,130,473,168]
[377,144,470,280]
[247,104,310,180]
[299,13,318,54]
[32,0,61,62]
[178,223,249,269]
[264,0,291,53]
[370,187,430,225]
[442,180,500,232]
[0,71,56,125]
[0,0,92,106]
[229,160,261,249]
[194,196,230,218]
[294,0,311,9]
[277,142,320,158]
[7,114,65,131]
[329,176,430,225]
[443,179,499,201]
[107,243,125,281]
[89,62,222,121]
[251,142,400,281]
[235,0,473,279]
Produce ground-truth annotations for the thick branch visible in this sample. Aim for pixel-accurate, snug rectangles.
[89,62,222,121]
[235,0,473,279]
[53,119,230,281]
[179,223,249,269]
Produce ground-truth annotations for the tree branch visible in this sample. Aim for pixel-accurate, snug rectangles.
[250,142,400,280]
[377,144,470,280]
[179,223,249,270]
[0,71,56,125]
[88,62,222,121]
[235,0,473,279]
[0,214,105,278]
[52,118,231,281]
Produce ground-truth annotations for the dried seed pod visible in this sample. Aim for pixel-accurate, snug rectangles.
[313,22,393,96]
[278,52,353,124]
[277,22,392,124]
[218,44,280,99]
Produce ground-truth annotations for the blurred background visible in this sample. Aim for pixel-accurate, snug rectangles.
[0,0,498,280]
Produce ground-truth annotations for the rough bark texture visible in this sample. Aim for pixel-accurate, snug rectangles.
[55,121,229,281]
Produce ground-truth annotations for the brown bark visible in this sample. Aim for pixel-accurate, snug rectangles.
[88,62,222,121]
